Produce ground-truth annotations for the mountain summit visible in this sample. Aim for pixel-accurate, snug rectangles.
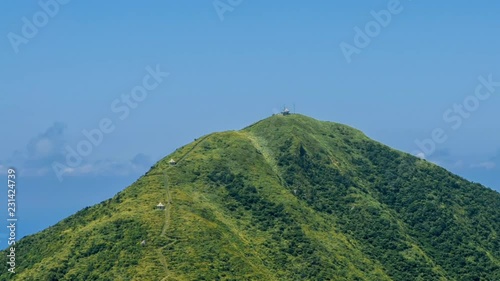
[4,114,500,280]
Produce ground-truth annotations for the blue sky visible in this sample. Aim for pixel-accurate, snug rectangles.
[1,1,499,242]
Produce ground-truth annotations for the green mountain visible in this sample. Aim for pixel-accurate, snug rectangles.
[4,114,500,280]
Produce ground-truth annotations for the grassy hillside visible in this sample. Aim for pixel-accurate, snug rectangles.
[3,114,500,280]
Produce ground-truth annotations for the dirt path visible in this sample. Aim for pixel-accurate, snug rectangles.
[153,134,214,279]
[161,170,172,237]
[156,248,170,280]
[159,133,213,236]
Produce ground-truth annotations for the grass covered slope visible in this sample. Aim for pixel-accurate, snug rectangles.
[3,114,500,280]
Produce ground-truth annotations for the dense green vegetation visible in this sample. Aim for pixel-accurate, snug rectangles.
[3,114,499,280]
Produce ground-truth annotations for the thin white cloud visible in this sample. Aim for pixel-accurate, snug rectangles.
[492,149,500,164]
[60,154,154,177]
[453,160,464,168]
[1,123,154,178]
[0,122,67,176]
[470,161,496,170]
